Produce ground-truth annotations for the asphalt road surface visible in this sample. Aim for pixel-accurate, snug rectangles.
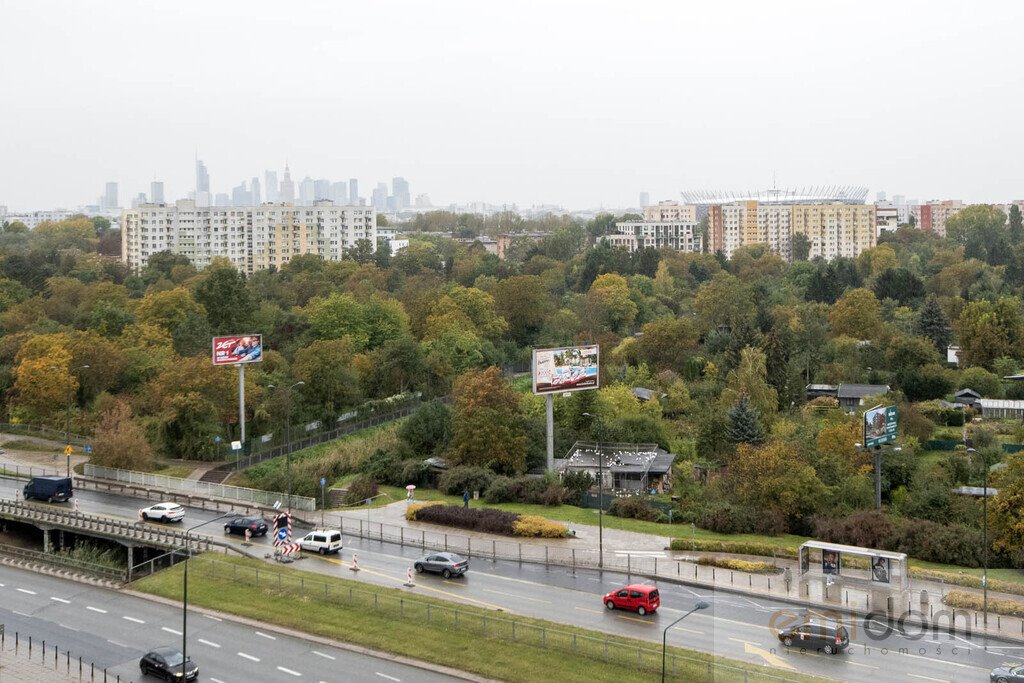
[1,475,1019,682]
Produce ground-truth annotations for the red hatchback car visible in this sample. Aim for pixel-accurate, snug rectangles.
[604,583,660,615]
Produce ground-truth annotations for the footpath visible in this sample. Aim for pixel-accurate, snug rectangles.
[0,637,76,682]
[317,500,1024,644]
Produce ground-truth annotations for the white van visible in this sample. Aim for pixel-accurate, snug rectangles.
[299,529,343,555]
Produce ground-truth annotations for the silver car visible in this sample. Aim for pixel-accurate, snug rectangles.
[413,552,469,578]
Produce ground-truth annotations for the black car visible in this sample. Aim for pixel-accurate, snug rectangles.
[140,647,198,681]
[992,665,1024,682]
[777,622,849,654]
[224,516,268,537]
[413,552,469,578]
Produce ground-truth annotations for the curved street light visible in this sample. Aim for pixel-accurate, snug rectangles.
[182,513,235,678]
[581,412,603,568]
[662,601,710,682]
[49,364,90,476]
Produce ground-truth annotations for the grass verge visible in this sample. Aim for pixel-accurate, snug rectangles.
[132,555,824,683]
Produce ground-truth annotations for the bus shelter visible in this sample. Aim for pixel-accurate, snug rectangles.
[798,541,909,613]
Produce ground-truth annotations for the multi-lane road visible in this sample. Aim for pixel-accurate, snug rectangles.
[1,475,1021,682]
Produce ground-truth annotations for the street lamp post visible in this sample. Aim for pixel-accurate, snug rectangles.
[968,447,988,627]
[182,513,233,678]
[270,382,305,513]
[662,601,710,682]
[582,412,604,569]
[51,364,90,476]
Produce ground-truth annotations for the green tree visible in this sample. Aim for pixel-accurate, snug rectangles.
[305,293,371,349]
[585,273,637,334]
[726,395,765,445]
[292,339,363,418]
[872,268,924,306]
[1010,205,1023,244]
[192,258,256,334]
[136,288,208,334]
[946,204,1010,265]
[399,400,452,457]
[720,346,778,417]
[448,367,527,474]
[955,297,1024,368]
[829,288,883,339]
[915,295,953,352]
[493,275,554,345]
[632,317,700,372]
[727,442,829,523]
[791,233,812,261]
[959,366,1002,397]
[91,399,155,470]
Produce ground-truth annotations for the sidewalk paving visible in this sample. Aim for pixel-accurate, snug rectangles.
[0,639,76,682]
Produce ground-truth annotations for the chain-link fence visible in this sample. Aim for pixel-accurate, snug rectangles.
[188,556,803,683]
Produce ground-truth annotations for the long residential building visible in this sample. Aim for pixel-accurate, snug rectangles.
[121,199,376,274]
[912,200,964,237]
[708,201,876,260]
[607,220,703,253]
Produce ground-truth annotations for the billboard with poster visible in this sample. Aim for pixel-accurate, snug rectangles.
[822,549,841,575]
[871,556,891,583]
[212,335,264,366]
[532,345,599,395]
[864,405,898,448]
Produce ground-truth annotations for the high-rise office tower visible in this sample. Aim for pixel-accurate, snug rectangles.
[372,183,388,211]
[150,181,165,204]
[265,170,279,202]
[299,177,315,205]
[349,178,359,205]
[392,177,410,210]
[279,165,295,203]
[196,159,210,193]
[639,191,650,208]
[214,193,230,207]
[131,192,147,208]
[314,178,331,201]
[251,177,261,205]
[876,191,887,202]
[331,181,348,204]
[232,182,251,207]
[104,182,119,210]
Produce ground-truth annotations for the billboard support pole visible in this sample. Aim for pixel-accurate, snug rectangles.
[238,364,246,449]
[545,394,554,471]
[874,448,882,511]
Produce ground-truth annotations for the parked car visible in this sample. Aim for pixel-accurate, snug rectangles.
[992,665,1024,682]
[139,646,199,681]
[23,476,73,503]
[777,622,849,654]
[603,583,660,615]
[223,516,268,537]
[140,503,185,523]
[299,529,343,555]
[413,552,469,578]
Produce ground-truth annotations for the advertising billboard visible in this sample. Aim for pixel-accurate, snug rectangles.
[871,556,891,583]
[822,549,841,575]
[532,345,599,395]
[864,405,898,448]
[212,335,264,366]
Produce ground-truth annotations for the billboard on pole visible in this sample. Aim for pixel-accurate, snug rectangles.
[864,405,898,448]
[532,345,599,395]
[212,335,264,366]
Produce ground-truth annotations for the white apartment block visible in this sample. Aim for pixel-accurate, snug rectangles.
[642,200,698,223]
[122,199,376,274]
[708,201,875,260]
[875,204,901,233]
[607,220,703,253]
[0,208,75,229]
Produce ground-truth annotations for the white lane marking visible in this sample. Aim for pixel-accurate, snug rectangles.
[277,666,302,677]
[211,679,227,683]
[612,550,665,556]
[312,651,336,660]
[16,588,36,595]
[107,640,127,648]
[13,610,31,617]
[987,645,1024,650]
[204,614,223,621]
[238,652,260,662]
[123,616,145,624]
[86,606,107,614]
[51,596,71,604]
[162,627,182,635]
[0,582,5,586]
[198,639,221,648]
[255,631,277,640]
[376,674,401,682]
[58,623,79,631]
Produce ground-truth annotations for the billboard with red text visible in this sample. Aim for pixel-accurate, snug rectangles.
[532,345,599,395]
[212,335,264,366]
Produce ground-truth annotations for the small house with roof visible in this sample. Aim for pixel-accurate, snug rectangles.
[836,383,890,413]
[953,388,982,409]
[555,441,676,494]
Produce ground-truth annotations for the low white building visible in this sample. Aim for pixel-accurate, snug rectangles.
[607,220,702,253]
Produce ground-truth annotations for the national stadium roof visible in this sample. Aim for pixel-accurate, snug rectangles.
[680,186,868,205]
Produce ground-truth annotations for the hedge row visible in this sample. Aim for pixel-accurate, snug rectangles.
[695,557,779,574]
[408,503,569,538]
[943,590,1024,618]
[512,515,569,538]
[668,538,798,559]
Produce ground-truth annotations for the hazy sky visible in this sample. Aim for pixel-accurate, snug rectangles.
[2,0,1022,211]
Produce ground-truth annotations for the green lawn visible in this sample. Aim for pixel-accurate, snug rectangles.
[1,438,62,452]
[133,555,826,683]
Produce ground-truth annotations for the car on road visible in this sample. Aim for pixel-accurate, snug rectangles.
[603,583,660,615]
[139,646,199,681]
[413,551,468,578]
[223,516,268,537]
[777,622,849,654]
[992,665,1024,683]
[140,503,185,523]
[299,529,343,554]
[23,475,73,503]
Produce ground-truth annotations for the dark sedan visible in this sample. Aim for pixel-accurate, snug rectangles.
[140,647,198,681]
[413,551,469,578]
[992,665,1024,683]
[223,516,268,537]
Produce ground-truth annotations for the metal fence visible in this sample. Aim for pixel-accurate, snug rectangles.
[188,556,801,683]
[84,464,316,512]
[0,626,118,682]
[0,422,89,445]
[0,461,63,480]
[0,541,126,582]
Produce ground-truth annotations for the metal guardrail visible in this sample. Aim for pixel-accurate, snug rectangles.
[0,541,126,582]
[84,464,316,511]
[189,556,802,683]
[0,422,89,445]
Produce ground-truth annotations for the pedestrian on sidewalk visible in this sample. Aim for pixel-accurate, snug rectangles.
[463,489,470,508]
[784,566,792,593]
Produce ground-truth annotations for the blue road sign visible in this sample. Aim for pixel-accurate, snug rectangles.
[320,477,326,487]
[214,436,222,443]
[276,527,288,542]
[84,444,93,453]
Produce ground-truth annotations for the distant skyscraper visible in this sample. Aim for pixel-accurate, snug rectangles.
[299,177,315,205]
[131,192,147,208]
[279,165,295,203]
[150,181,165,204]
[251,177,261,205]
[103,182,119,210]
[196,159,210,193]
[876,191,887,202]
[331,181,348,204]
[639,191,650,208]
[265,170,279,202]
[349,178,359,205]
[232,182,251,207]
[392,177,410,210]
[214,193,230,207]
[314,178,331,201]
[372,182,388,211]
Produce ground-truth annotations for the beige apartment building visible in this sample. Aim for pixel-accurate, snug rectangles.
[642,200,698,223]
[911,200,964,237]
[122,199,376,273]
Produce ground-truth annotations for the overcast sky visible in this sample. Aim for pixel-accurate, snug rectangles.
[1,0,1022,211]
